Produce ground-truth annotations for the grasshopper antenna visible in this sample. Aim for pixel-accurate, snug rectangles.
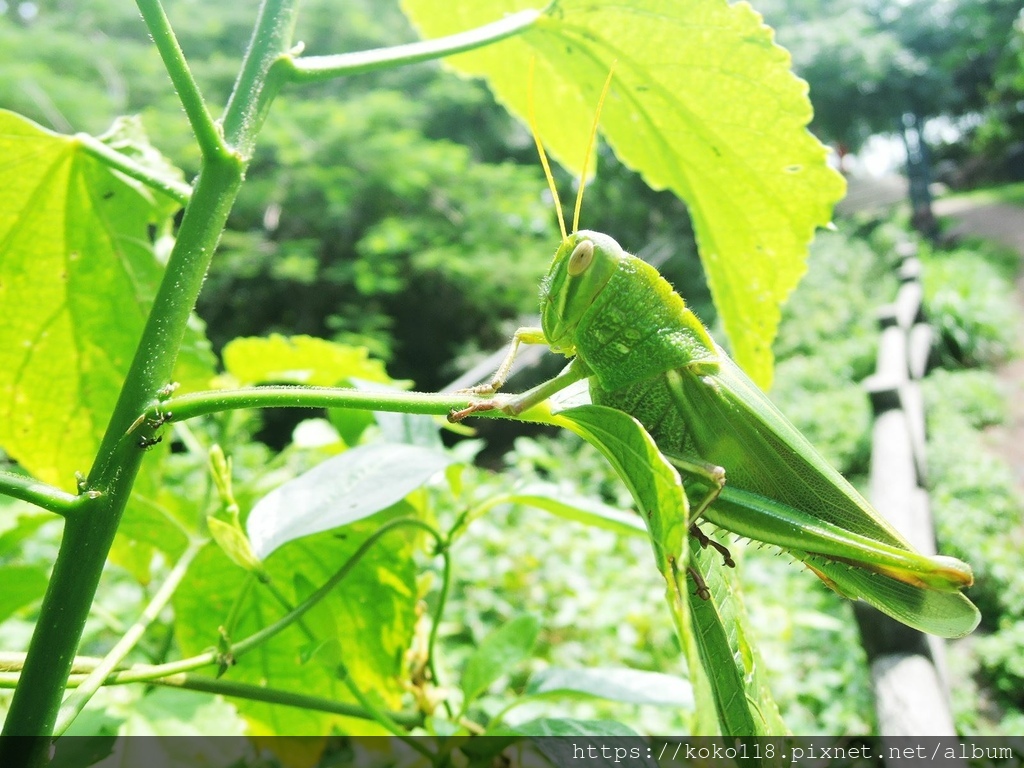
[528,58,568,243]
[572,63,617,235]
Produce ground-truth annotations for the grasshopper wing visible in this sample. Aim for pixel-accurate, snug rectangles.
[669,351,979,638]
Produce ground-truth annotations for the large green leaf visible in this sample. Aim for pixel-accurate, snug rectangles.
[0,564,49,624]
[400,0,846,386]
[0,110,214,491]
[173,513,418,735]
[530,404,785,736]
[550,405,685,572]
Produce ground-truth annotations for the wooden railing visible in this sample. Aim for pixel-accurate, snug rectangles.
[858,240,960,738]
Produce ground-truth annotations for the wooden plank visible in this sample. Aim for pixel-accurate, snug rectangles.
[872,654,960,738]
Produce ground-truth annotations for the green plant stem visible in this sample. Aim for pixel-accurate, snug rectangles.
[1,518,441,731]
[0,669,421,728]
[135,0,224,158]
[0,0,300,758]
[222,0,299,157]
[0,470,82,516]
[0,161,243,751]
[139,675,422,728]
[160,386,507,422]
[426,544,453,697]
[76,133,192,204]
[231,518,442,659]
[53,539,204,736]
[286,8,543,81]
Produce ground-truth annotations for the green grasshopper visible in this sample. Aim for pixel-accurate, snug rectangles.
[451,70,979,639]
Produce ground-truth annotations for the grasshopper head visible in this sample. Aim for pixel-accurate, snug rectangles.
[540,230,621,354]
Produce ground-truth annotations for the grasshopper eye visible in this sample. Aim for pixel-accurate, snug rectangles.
[567,240,595,276]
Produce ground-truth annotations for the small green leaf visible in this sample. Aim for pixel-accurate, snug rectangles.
[0,564,49,623]
[526,667,693,708]
[461,614,541,704]
[510,720,656,768]
[400,0,846,386]
[511,717,639,738]
[507,483,647,538]
[222,334,395,387]
[207,517,263,573]
[246,442,451,560]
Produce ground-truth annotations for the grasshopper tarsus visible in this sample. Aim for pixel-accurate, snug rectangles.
[448,402,497,423]
[687,566,711,600]
[689,524,735,568]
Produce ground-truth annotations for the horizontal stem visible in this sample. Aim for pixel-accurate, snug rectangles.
[160,386,504,423]
[0,668,419,728]
[0,470,82,517]
[286,8,543,82]
[76,133,193,205]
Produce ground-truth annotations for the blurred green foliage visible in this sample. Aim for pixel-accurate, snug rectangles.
[920,240,1021,367]
[758,0,1024,155]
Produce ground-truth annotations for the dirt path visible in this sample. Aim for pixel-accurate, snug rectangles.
[933,198,1024,254]
[931,197,1024,494]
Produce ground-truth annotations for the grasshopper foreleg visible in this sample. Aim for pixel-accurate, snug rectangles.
[449,356,589,423]
[459,327,548,396]
[664,455,726,523]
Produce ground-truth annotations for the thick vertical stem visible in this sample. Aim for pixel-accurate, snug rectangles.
[0,1,300,757]
[0,160,242,764]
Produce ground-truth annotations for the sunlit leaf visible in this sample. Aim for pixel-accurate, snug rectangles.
[687,533,787,741]
[507,483,646,538]
[0,110,213,491]
[173,515,418,735]
[400,0,846,386]
[550,405,686,571]
[222,334,395,387]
